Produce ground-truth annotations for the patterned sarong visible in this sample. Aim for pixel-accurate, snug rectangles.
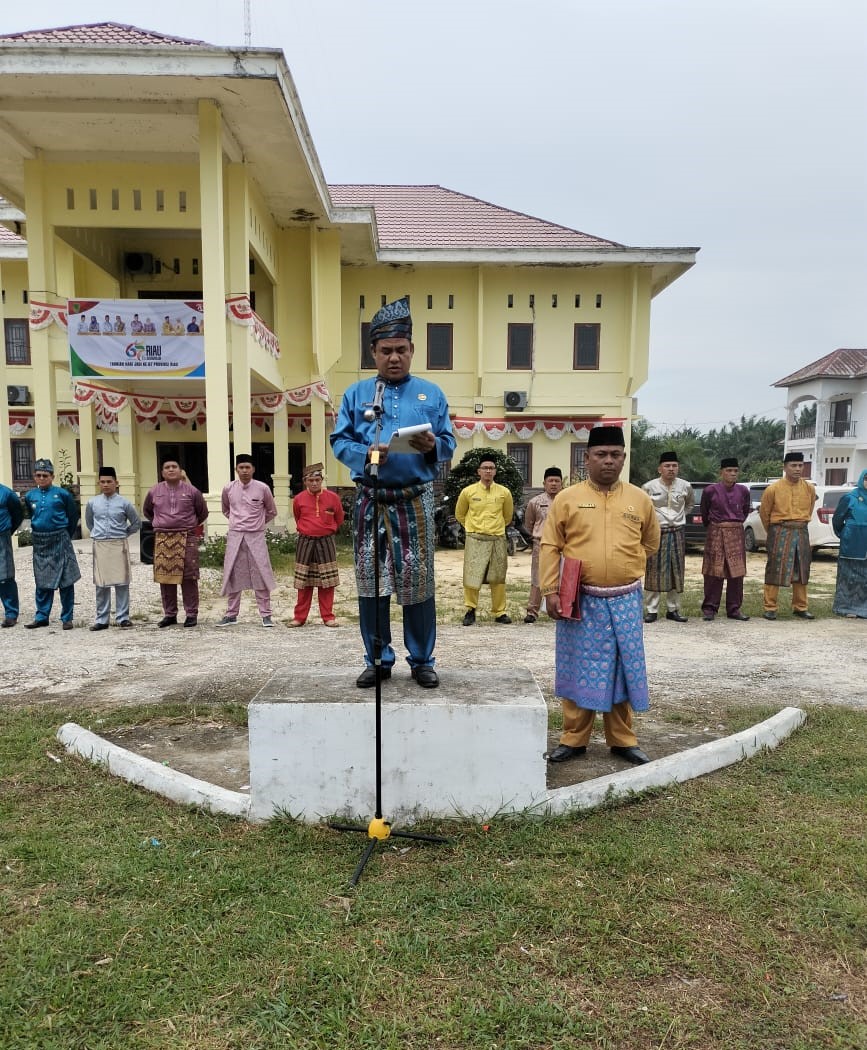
[463,533,508,589]
[92,538,131,587]
[31,529,82,590]
[0,530,15,583]
[702,522,747,579]
[645,526,685,592]
[153,530,199,585]
[293,533,340,590]
[764,521,811,587]
[833,557,867,617]
[554,579,649,713]
[221,531,275,595]
[353,481,434,605]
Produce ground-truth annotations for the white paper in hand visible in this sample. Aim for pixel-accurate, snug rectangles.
[387,422,433,454]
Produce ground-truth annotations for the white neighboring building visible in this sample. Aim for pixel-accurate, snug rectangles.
[774,349,867,484]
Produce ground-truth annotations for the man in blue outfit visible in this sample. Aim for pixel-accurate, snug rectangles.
[0,480,24,627]
[331,297,456,689]
[23,457,81,630]
[84,466,141,630]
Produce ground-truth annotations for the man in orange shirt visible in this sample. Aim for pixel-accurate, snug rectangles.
[759,451,818,620]
[540,426,660,766]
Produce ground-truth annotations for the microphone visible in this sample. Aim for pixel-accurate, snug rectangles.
[363,379,386,421]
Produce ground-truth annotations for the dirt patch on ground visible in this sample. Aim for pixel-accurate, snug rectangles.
[4,540,862,793]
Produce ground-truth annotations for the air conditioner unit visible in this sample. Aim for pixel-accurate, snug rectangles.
[7,385,29,405]
[504,390,528,411]
[124,251,155,275]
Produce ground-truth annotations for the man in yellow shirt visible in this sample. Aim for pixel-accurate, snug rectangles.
[540,426,660,765]
[455,453,514,625]
[759,451,818,619]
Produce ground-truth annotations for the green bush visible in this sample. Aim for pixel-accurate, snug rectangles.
[443,447,526,511]
[16,528,32,548]
[198,530,297,569]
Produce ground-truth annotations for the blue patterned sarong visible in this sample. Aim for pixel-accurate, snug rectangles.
[353,481,434,605]
[554,581,649,712]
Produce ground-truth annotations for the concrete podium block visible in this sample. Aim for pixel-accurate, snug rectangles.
[248,668,548,823]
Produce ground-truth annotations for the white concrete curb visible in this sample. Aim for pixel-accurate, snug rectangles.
[535,706,807,816]
[58,707,805,824]
[56,722,251,819]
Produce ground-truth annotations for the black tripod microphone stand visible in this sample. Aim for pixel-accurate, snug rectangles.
[330,386,448,886]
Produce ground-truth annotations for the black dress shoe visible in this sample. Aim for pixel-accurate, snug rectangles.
[762,611,777,621]
[728,612,750,621]
[62,622,74,631]
[118,620,134,629]
[665,611,688,623]
[462,609,475,626]
[702,614,715,622]
[546,744,587,763]
[24,620,49,629]
[89,623,110,632]
[356,666,392,688]
[793,610,815,620]
[610,745,650,765]
[523,614,537,624]
[411,666,439,688]
[644,612,658,623]
[157,616,177,628]
[494,614,512,624]
[183,616,198,628]
[1,618,17,628]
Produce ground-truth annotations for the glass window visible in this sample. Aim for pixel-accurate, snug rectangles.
[11,439,35,485]
[570,443,587,482]
[507,323,533,369]
[360,322,375,370]
[427,323,453,370]
[4,319,30,365]
[573,324,600,370]
[507,443,531,485]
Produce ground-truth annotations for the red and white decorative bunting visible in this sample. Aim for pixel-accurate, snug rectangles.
[29,300,68,331]
[451,418,625,441]
[225,294,280,358]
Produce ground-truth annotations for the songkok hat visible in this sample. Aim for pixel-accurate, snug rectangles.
[303,462,324,479]
[659,450,678,464]
[98,466,117,479]
[478,452,497,467]
[720,457,739,469]
[587,426,625,448]
[34,458,54,473]
[544,466,563,479]
[161,456,182,469]
[783,451,804,463]
[235,453,254,466]
[369,297,412,344]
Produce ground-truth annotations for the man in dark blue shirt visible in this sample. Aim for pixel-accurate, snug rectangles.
[0,481,24,627]
[23,458,81,630]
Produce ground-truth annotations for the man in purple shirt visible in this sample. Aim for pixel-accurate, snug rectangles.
[142,459,208,627]
[699,457,751,621]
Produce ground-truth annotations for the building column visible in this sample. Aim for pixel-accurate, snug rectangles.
[198,99,231,526]
[271,405,291,525]
[115,402,139,505]
[814,398,829,485]
[226,162,253,460]
[23,158,59,459]
[76,402,99,525]
[0,263,10,486]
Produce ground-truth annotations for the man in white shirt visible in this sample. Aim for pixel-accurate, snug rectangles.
[642,451,694,623]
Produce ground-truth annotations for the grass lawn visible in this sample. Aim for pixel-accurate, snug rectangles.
[2,704,865,1049]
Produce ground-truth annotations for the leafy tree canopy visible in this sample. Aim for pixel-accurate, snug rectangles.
[630,414,785,484]
[443,447,525,511]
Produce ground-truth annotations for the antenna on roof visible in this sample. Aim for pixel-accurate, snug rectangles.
[243,0,252,45]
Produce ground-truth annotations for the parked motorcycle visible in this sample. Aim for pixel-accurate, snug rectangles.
[506,508,532,556]
[435,496,464,548]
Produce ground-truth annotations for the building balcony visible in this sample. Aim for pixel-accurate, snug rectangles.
[788,424,815,440]
[823,420,857,439]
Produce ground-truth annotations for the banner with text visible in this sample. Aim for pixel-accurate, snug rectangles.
[67,299,206,379]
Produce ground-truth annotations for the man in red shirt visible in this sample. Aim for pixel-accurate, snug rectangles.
[288,463,345,627]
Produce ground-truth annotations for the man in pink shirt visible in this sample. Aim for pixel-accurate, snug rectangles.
[216,454,278,627]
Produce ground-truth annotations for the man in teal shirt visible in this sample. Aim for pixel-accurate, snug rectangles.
[0,481,24,627]
[23,458,81,630]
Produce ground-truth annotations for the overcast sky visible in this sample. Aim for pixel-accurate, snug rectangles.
[4,0,866,431]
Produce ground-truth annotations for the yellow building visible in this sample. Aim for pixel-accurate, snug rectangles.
[0,22,697,529]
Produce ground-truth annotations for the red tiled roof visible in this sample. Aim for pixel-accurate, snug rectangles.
[0,226,26,246]
[329,184,623,250]
[774,349,867,386]
[0,22,210,47]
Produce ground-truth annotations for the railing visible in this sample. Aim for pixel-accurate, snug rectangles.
[788,424,815,440]
[823,420,857,439]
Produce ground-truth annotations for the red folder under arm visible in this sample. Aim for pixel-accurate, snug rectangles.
[558,557,582,621]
